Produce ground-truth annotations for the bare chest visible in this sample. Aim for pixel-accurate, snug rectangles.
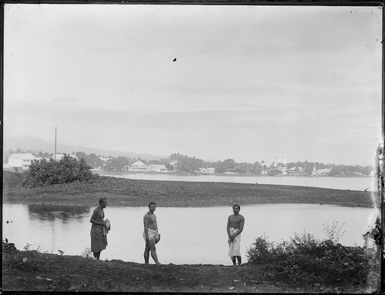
[229,215,243,227]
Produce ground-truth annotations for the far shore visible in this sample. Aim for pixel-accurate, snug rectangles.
[3,172,378,208]
[98,170,375,178]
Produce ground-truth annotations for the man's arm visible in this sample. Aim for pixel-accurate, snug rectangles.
[235,216,245,237]
[90,208,105,225]
[227,216,231,238]
[144,215,149,241]
[154,215,158,231]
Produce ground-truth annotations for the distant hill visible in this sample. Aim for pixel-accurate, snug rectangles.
[3,136,164,161]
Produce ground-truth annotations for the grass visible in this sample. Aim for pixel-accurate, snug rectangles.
[3,171,378,208]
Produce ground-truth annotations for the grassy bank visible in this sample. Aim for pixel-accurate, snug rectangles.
[2,242,377,293]
[3,171,378,207]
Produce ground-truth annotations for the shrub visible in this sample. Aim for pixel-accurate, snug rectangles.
[246,232,374,286]
[322,220,346,243]
[22,155,97,187]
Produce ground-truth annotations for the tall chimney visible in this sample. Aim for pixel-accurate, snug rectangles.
[54,126,57,160]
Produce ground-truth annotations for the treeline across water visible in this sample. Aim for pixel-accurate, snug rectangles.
[4,149,375,177]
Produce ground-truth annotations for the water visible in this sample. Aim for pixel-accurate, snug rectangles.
[3,203,377,265]
[101,173,377,191]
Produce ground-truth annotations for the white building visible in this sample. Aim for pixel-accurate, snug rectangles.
[98,156,112,170]
[129,160,148,172]
[147,164,168,173]
[261,161,268,175]
[7,153,41,170]
[198,167,215,174]
[316,168,332,176]
[273,158,288,168]
[287,166,304,176]
[169,160,178,171]
[51,153,78,161]
[100,156,112,163]
[278,167,288,175]
[312,164,317,176]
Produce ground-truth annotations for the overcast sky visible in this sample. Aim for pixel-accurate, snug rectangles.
[4,4,382,165]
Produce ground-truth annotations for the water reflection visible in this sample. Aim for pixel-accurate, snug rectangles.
[28,204,90,222]
[4,204,376,265]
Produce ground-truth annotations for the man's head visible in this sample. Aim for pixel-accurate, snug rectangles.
[232,204,240,214]
[148,202,156,213]
[99,198,107,208]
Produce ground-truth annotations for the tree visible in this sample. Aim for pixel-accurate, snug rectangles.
[22,155,95,187]
[252,161,262,175]
[267,168,282,176]
[87,153,103,168]
[214,159,237,173]
[76,152,103,168]
[168,153,205,174]
[104,156,130,171]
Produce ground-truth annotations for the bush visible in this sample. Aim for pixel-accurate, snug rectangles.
[22,155,96,187]
[246,232,373,286]
[322,220,346,243]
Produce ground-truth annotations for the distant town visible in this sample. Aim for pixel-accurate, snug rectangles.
[3,149,375,177]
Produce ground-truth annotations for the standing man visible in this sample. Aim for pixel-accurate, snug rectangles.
[227,204,245,265]
[143,202,161,264]
[90,197,110,260]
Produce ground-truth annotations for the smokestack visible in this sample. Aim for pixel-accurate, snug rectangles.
[54,126,57,160]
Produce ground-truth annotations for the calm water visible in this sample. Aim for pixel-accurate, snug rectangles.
[3,203,377,265]
[101,173,377,191]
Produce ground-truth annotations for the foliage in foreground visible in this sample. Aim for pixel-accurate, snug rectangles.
[246,233,378,287]
[22,155,97,187]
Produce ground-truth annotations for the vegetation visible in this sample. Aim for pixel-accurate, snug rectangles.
[0,243,288,293]
[328,164,373,177]
[104,156,130,172]
[75,152,104,169]
[3,238,378,292]
[246,232,380,288]
[3,171,378,208]
[5,148,375,176]
[169,153,208,174]
[21,155,96,187]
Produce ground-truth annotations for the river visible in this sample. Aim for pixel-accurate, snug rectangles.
[100,173,377,191]
[3,203,377,265]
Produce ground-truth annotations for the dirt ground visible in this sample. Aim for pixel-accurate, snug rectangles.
[2,243,368,293]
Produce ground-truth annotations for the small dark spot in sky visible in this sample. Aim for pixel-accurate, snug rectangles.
[173,58,177,62]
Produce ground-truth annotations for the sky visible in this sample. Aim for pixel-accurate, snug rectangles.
[3,4,383,165]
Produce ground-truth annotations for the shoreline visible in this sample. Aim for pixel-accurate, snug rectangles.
[2,243,372,293]
[3,172,379,208]
[99,171,375,178]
